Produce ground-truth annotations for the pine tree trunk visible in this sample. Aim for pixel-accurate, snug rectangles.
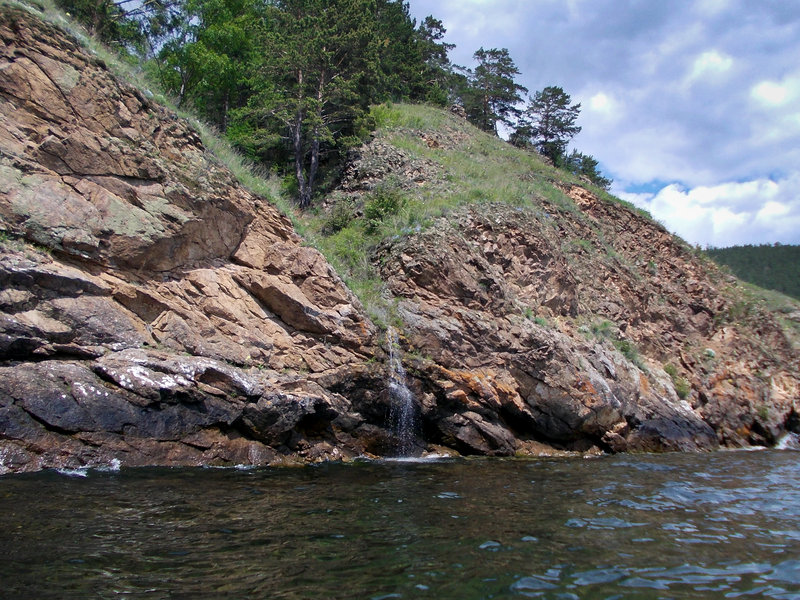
[294,68,310,209]
[307,134,320,206]
[305,76,325,208]
[293,111,309,209]
[222,91,230,132]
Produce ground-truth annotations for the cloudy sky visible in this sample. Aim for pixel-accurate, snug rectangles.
[407,0,800,247]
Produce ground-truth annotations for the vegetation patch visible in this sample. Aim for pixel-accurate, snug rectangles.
[664,363,691,400]
[363,183,406,233]
[707,244,799,300]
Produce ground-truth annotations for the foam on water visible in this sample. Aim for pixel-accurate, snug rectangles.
[96,458,122,472]
[55,467,89,478]
[380,453,452,464]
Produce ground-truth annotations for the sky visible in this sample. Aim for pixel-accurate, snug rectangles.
[407,0,800,248]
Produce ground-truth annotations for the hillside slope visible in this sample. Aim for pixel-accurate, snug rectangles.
[316,103,799,455]
[0,4,383,472]
[0,5,797,472]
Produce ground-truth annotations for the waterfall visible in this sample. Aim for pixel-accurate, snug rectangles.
[386,327,418,456]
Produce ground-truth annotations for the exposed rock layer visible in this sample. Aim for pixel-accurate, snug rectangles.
[0,6,797,473]
[374,200,797,455]
[0,6,381,472]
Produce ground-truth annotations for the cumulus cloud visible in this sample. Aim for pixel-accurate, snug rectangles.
[752,80,791,106]
[617,175,800,247]
[685,49,734,85]
[408,0,800,246]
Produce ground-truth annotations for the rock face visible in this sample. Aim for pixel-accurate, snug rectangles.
[371,197,798,456]
[0,6,382,472]
[0,6,797,473]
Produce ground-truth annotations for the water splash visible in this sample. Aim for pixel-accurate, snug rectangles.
[386,327,419,456]
[775,432,800,450]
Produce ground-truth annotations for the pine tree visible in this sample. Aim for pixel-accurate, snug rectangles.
[462,48,527,135]
[372,0,420,101]
[416,16,455,105]
[515,86,581,163]
[563,149,612,190]
[236,0,378,208]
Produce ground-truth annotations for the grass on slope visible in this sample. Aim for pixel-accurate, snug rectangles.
[300,103,659,326]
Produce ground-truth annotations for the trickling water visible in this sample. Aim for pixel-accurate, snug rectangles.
[776,432,800,450]
[386,327,418,456]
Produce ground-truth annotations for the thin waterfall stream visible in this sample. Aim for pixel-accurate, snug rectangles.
[386,327,418,456]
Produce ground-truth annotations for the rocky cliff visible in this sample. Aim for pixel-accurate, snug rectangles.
[0,5,383,472]
[1,4,797,473]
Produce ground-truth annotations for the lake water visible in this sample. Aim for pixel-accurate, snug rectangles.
[1,450,798,599]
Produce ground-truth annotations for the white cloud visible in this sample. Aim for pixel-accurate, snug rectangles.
[752,80,790,106]
[640,22,705,77]
[587,92,612,113]
[624,175,800,247]
[694,0,731,17]
[686,50,733,83]
[748,73,800,145]
[584,91,622,126]
[756,200,790,221]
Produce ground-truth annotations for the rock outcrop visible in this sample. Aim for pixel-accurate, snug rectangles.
[373,199,797,455]
[0,5,797,473]
[0,6,382,472]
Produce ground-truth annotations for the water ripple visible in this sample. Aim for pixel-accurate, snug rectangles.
[1,451,799,599]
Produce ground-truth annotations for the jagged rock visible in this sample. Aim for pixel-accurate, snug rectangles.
[450,104,467,119]
[374,199,795,453]
[338,139,441,195]
[0,6,377,472]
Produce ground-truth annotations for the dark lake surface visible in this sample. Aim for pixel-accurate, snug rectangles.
[1,450,799,599]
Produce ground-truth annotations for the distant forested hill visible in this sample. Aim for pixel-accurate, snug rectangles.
[706,244,800,300]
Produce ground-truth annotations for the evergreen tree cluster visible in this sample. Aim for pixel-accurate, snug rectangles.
[706,244,800,300]
[57,0,613,205]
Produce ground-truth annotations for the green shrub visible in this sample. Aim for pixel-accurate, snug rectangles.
[280,174,299,199]
[327,225,369,269]
[364,184,405,233]
[727,299,752,322]
[613,339,637,361]
[612,338,647,371]
[324,199,357,234]
[664,363,690,399]
[674,378,690,400]
[572,238,593,252]
[591,320,614,339]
